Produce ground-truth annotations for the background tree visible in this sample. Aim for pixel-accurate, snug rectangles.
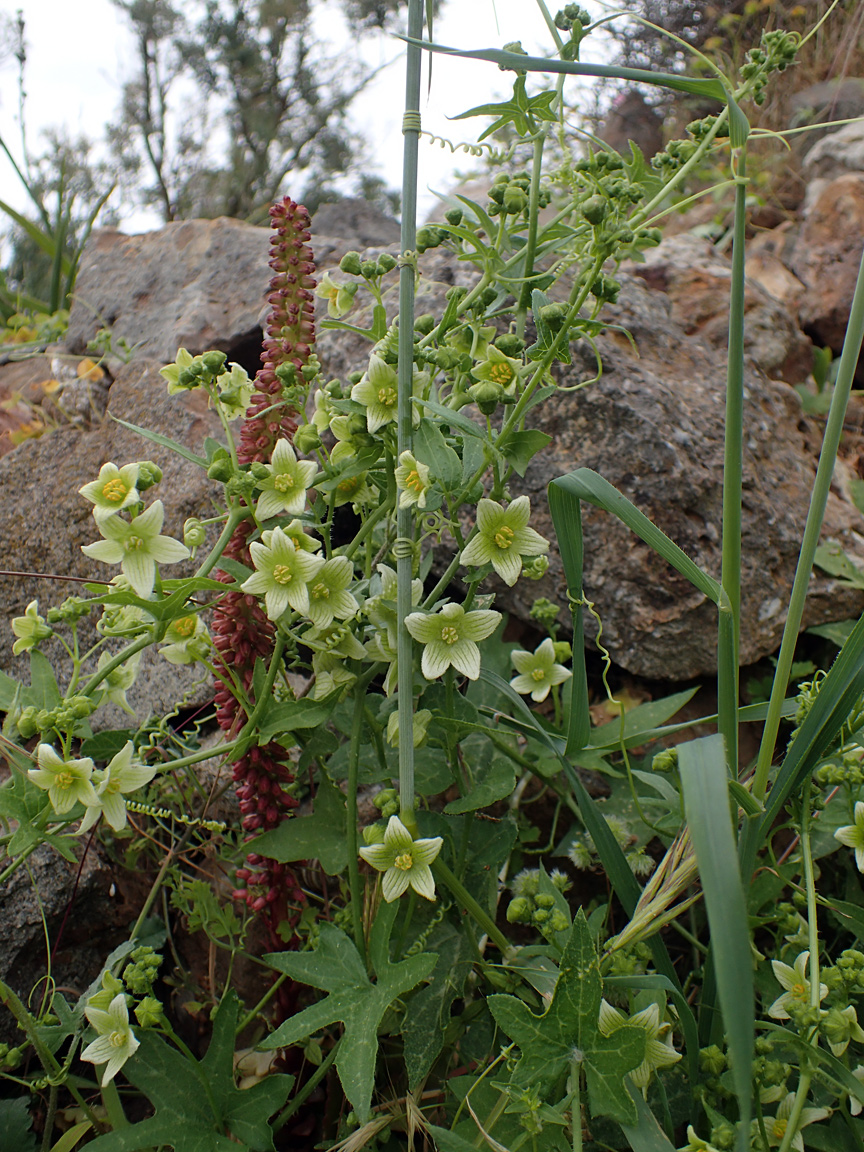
[109,0,431,222]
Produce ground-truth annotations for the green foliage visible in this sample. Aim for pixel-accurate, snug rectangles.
[84,992,293,1151]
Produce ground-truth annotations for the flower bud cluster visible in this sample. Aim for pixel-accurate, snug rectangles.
[506,868,571,938]
[740,29,799,105]
[122,946,161,996]
[487,172,551,220]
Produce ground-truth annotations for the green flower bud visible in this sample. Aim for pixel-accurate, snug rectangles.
[534,892,555,909]
[183,518,207,550]
[503,186,529,214]
[373,787,398,812]
[346,371,363,387]
[700,1044,726,1075]
[136,461,163,490]
[249,462,271,481]
[275,362,297,387]
[202,350,227,376]
[549,910,569,933]
[47,596,91,625]
[539,302,569,330]
[467,380,504,416]
[4,1047,22,1070]
[134,996,164,1028]
[506,896,531,923]
[444,207,463,226]
[552,641,572,663]
[360,260,379,279]
[582,195,608,226]
[177,367,199,389]
[339,251,363,275]
[66,695,96,719]
[207,458,234,483]
[532,907,550,924]
[414,313,436,336]
[377,253,397,273]
[651,748,679,773]
[362,822,386,846]
[292,423,322,454]
[495,333,525,357]
[16,706,41,739]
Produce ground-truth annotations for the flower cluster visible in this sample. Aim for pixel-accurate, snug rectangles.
[28,742,156,832]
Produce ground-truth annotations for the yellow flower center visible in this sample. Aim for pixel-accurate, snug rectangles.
[173,616,196,638]
[102,478,128,503]
[393,852,414,871]
[405,469,424,493]
[771,1118,787,1140]
[531,668,546,682]
[312,583,330,599]
[56,770,73,789]
[109,1030,127,1048]
[272,564,293,584]
[792,982,807,999]
[339,476,360,494]
[274,473,295,492]
[377,387,397,408]
[488,361,514,385]
[125,535,144,551]
[440,626,460,646]
[494,525,515,550]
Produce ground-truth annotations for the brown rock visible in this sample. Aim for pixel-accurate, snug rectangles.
[629,233,812,383]
[791,173,864,376]
[0,359,224,718]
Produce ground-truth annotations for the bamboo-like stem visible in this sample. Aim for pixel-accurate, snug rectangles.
[347,681,367,965]
[396,0,424,825]
[718,161,748,777]
[752,239,864,801]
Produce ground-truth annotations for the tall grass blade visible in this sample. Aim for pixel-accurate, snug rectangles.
[679,734,753,1152]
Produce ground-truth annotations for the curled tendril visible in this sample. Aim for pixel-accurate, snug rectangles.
[421,131,517,164]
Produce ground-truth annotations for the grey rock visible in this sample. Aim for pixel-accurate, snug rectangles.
[0,359,224,719]
[312,198,401,247]
[0,842,118,1044]
[66,218,273,366]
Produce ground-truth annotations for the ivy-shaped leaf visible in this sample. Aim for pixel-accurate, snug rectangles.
[453,75,559,139]
[262,919,436,1120]
[488,910,646,1125]
[84,992,293,1152]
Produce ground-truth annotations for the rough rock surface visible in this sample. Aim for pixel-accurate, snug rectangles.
[629,233,812,384]
[801,118,864,192]
[0,842,121,1044]
[312,198,401,247]
[0,359,223,717]
[791,173,864,372]
[66,218,273,366]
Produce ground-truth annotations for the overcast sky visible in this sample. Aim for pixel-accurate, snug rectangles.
[0,0,604,231]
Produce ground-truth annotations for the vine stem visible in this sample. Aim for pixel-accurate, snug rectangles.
[396,0,424,823]
[432,859,511,955]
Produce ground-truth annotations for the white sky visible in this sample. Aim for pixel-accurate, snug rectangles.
[0,0,605,232]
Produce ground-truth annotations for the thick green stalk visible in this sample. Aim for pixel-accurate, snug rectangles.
[396,0,423,824]
[432,858,511,955]
[347,682,367,964]
[718,163,748,776]
[752,239,864,801]
[515,133,547,336]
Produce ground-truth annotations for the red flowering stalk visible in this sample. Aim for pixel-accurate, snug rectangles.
[211,198,316,961]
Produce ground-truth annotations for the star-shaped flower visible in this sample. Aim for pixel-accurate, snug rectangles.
[835,801,864,871]
[510,638,572,702]
[822,1004,864,1056]
[157,612,211,665]
[598,999,681,1090]
[81,992,140,1086]
[471,345,524,395]
[79,742,158,833]
[79,462,141,522]
[460,497,549,586]
[394,451,431,509]
[28,745,99,815]
[95,649,142,714]
[255,438,319,521]
[764,1092,830,1150]
[159,347,195,394]
[216,362,254,420]
[767,951,828,1019]
[11,600,52,656]
[405,601,501,681]
[351,355,399,433]
[359,815,443,902]
[306,556,359,629]
[81,501,190,598]
[315,270,358,318]
[241,526,325,620]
